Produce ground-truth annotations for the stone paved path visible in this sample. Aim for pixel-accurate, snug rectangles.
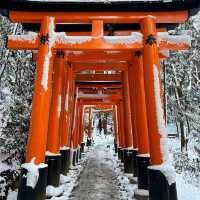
[70,144,121,200]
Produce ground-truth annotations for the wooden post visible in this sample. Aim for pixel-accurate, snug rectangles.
[141,17,178,200]
[59,58,71,175]
[132,53,150,189]
[79,105,85,154]
[141,16,162,165]
[79,105,85,145]
[68,70,76,149]
[71,87,79,166]
[47,52,64,155]
[132,54,150,155]
[18,16,54,200]
[128,62,140,177]
[122,71,133,148]
[119,100,126,149]
[88,108,92,141]
[113,105,118,153]
[128,64,138,149]
[46,52,64,187]
[26,16,55,164]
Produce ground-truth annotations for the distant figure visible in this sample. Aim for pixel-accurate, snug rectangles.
[102,118,107,135]
[98,118,102,135]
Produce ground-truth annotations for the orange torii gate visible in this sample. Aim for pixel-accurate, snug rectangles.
[1,1,199,199]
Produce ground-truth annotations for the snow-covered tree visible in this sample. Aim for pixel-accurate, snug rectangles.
[0,16,35,198]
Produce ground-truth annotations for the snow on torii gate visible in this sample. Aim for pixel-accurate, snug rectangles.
[4,5,194,200]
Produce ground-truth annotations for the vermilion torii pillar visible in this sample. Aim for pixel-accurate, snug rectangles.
[18,17,55,200]
[132,53,150,190]
[122,71,135,173]
[46,52,64,187]
[79,105,85,155]
[141,16,178,200]
[71,87,79,166]
[59,60,71,175]
[74,99,81,163]
[119,99,126,152]
[113,105,118,153]
[128,62,139,177]
[87,107,92,146]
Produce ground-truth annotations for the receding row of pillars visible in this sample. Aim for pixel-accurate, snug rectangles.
[111,18,178,200]
[18,48,88,199]
[16,16,178,200]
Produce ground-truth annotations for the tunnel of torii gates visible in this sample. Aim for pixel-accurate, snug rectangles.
[1,0,200,199]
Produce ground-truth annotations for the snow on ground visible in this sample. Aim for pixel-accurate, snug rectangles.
[7,147,90,200]
[177,174,200,200]
[45,147,90,200]
[92,128,136,200]
[6,125,200,199]
[93,128,200,200]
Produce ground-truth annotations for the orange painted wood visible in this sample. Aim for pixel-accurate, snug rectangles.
[113,105,118,144]
[7,36,142,50]
[68,52,132,62]
[75,100,81,147]
[75,73,122,82]
[79,99,117,105]
[68,66,76,148]
[79,106,85,144]
[132,55,150,155]
[60,62,71,148]
[141,17,162,165]
[95,105,113,109]
[32,51,166,63]
[9,11,188,24]
[159,40,190,50]
[70,83,78,148]
[119,100,126,148]
[73,62,128,72]
[47,53,64,154]
[76,83,122,88]
[116,104,121,148]
[88,108,92,139]
[54,38,142,51]
[122,71,133,148]
[92,20,104,37]
[8,36,189,52]
[26,16,54,164]
[128,64,138,149]
[66,29,166,36]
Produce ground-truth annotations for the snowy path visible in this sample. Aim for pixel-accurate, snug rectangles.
[7,134,200,200]
[69,143,121,200]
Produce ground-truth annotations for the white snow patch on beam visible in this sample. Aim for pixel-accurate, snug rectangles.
[21,158,47,189]
[56,34,92,44]
[104,32,143,45]
[8,32,38,43]
[158,32,191,47]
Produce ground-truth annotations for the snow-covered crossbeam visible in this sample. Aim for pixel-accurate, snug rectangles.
[7,32,191,51]
[158,32,191,50]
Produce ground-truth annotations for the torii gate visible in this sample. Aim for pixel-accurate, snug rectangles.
[1,1,199,200]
